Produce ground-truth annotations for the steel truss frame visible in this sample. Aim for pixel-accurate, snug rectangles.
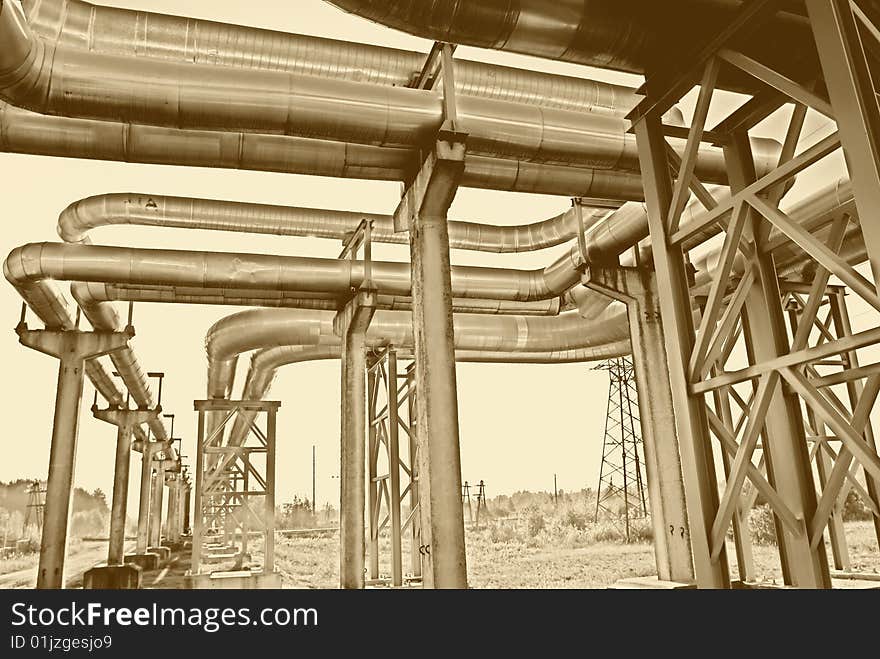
[366,346,422,587]
[191,399,278,577]
[629,0,880,588]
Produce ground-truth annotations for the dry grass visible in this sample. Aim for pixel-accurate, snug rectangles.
[269,519,879,589]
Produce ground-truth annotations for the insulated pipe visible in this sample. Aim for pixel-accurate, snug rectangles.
[0,0,781,180]
[203,306,631,401]
[71,282,563,317]
[2,242,588,309]
[0,102,650,201]
[20,0,643,115]
[324,0,816,90]
[57,192,613,254]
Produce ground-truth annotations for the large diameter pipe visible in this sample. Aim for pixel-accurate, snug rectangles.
[58,192,612,254]
[72,282,562,317]
[21,0,643,115]
[0,0,780,180]
[325,0,815,90]
[3,242,586,306]
[0,102,650,201]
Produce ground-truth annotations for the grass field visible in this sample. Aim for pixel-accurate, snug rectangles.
[270,519,880,589]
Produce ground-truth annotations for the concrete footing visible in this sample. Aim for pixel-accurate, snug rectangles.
[124,552,159,571]
[147,546,171,565]
[184,570,282,589]
[83,563,142,590]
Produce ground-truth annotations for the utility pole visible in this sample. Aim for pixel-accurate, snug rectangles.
[554,474,558,506]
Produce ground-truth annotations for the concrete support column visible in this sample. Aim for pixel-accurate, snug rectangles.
[585,266,695,583]
[395,133,468,589]
[150,462,165,547]
[166,479,179,545]
[136,444,155,554]
[108,424,132,565]
[337,291,376,589]
[15,324,132,589]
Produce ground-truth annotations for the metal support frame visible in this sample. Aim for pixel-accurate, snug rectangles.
[91,405,160,565]
[628,1,880,586]
[15,313,133,589]
[584,266,695,582]
[191,399,279,577]
[366,345,421,587]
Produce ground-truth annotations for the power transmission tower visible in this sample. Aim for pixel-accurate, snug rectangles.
[593,357,648,541]
[24,480,46,534]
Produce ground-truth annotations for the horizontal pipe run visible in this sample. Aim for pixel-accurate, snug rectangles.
[0,102,650,201]
[57,192,612,254]
[21,0,642,115]
[71,282,563,317]
[0,0,780,182]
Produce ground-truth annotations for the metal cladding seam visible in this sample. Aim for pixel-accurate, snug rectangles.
[0,0,782,181]
[57,192,614,254]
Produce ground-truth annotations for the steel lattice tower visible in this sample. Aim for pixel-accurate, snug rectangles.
[24,480,45,534]
[593,357,648,541]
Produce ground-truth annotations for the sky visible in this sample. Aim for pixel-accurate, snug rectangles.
[0,0,873,518]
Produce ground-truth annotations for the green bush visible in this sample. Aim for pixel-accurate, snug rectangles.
[563,508,588,531]
[749,504,777,546]
[488,523,517,544]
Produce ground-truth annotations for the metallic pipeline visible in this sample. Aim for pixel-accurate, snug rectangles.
[70,282,563,317]
[223,338,632,448]
[324,0,815,90]
[57,192,613,254]
[2,242,589,308]
[20,0,644,115]
[203,305,631,400]
[0,102,651,201]
[0,0,781,180]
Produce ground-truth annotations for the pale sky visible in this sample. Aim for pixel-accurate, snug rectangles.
[1,0,872,517]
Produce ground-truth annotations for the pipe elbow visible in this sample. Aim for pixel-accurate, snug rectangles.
[0,0,53,112]
[3,241,43,287]
[57,194,114,243]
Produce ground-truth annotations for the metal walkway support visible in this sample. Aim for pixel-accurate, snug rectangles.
[585,266,695,583]
[191,399,279,581]
[14,311,132,589]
